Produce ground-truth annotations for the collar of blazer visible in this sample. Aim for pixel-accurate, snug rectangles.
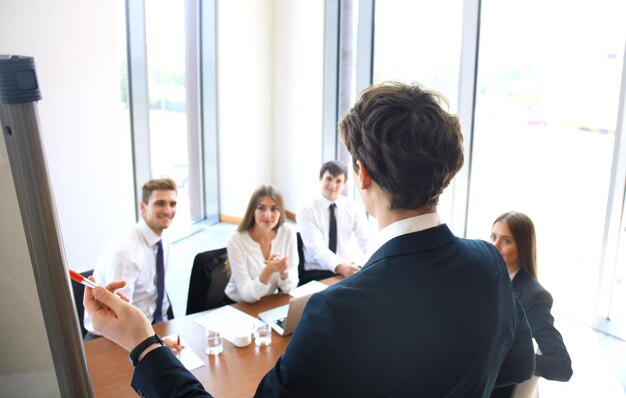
[362,224,455,270]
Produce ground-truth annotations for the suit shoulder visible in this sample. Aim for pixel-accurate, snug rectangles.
[454,237,508,266]
[515,272,552,306]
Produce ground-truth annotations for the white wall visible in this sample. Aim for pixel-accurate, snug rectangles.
[217,0,274,217]
[217,0,325,218]
[271,0,325,214]
[0,0,136,274]
[0,0,132,391]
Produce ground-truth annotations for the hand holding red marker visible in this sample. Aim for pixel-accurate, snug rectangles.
[69,270,129,302]
[71,269,184,355]
[69,270,98,288]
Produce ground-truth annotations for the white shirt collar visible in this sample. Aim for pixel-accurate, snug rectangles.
[137,217,162,247]
[318,194,345,208]
[509,269,519,281]
[370,212,443,256]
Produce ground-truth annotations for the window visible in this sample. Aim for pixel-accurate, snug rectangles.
[467,0,626,326]
[353,0,626,334]
[125,0,219,240]
[371,0,465,226]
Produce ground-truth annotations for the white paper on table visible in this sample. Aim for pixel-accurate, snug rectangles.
[163,335,205,370]
[194,305,265,343]
[289,280,328,298]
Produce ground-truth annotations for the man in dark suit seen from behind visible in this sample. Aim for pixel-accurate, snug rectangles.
[84,81,535,397]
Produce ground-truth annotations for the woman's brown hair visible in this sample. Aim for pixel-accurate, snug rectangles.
[493,211,538,279]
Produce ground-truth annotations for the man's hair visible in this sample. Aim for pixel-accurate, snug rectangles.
[141,178,177,204]
[493,211,538,279]
[319,160,348,181]
[237,185,286,232]
[339,81,464,210]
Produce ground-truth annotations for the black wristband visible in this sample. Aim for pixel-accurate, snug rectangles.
[129,334,164,366]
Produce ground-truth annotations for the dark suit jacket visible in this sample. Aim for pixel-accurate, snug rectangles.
[490,269,573,397]
[131,224,534,397]
[512,269,572,381]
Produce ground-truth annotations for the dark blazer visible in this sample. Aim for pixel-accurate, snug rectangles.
[131,224,535,397]
[490,269,573,398]
[512,269,572,380]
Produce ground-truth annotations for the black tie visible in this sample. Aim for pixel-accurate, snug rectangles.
[329,203,337,253]
[153,240,165,323]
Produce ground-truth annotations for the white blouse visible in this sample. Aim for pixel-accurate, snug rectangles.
[225,223,299,303]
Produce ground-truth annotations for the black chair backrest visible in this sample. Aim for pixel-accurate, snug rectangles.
[296,231,335,285]
[71,269,93,338]
[297,232,306,281]
[186,247,229,315]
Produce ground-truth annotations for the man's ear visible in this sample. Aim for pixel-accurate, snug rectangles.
[356,160,372,190]
[139,201,146,214]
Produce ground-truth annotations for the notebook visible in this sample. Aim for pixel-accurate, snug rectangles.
[258,292,315,336]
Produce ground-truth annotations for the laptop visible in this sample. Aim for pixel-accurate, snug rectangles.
[258,292,315,336]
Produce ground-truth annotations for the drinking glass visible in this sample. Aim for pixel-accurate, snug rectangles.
[254,323,272,346]
[206,329,223,355]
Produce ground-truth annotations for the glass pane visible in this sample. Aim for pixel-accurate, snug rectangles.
[372,0,464,222]
[610,209,626,336]
[338,0,360,201]
[145,0,191,239]
[468,0,626,324]
[373,0,463,110]
[116,1,131,155]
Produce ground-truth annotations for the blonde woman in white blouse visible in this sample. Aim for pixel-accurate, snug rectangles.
[224,185,299,303]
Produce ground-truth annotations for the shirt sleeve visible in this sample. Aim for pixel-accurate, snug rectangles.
[227,233,272,303]
[104,248,141,305]
[297,205,341,272]
[278,226,299,293]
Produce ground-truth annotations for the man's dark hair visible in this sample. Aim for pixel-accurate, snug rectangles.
[319,160,348,181]
[339,81,464,210]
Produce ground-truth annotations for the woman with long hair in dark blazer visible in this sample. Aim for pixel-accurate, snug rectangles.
[490,211,573,397]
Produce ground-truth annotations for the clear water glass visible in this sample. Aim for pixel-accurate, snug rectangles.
[206,329,223,355]
[254,323,272,346]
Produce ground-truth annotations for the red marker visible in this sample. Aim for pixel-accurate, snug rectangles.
[177,334,180,346]
[69,269,98,289]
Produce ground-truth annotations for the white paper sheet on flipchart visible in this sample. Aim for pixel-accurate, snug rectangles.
[164,335,205,371]
[194,305,265,343]
[288,280,328,298]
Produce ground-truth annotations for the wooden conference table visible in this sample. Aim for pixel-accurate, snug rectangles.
[84,276,342,398]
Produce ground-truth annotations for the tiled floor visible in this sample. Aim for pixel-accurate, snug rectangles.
[168,223,626,397]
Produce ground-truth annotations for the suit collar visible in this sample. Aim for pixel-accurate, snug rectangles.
[370,212,443,255]
[511,268,531,293]
[364,224,456,268]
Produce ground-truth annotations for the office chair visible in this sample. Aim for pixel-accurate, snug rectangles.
[71,269,93,338]
[296,232,335,286]
[186,248,229,315]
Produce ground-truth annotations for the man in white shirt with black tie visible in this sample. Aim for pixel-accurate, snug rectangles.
[297,161,372,282]
[84,178,178,338]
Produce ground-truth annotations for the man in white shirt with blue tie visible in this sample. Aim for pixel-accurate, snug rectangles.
[297,161,372,283]
[84,178,178,338]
